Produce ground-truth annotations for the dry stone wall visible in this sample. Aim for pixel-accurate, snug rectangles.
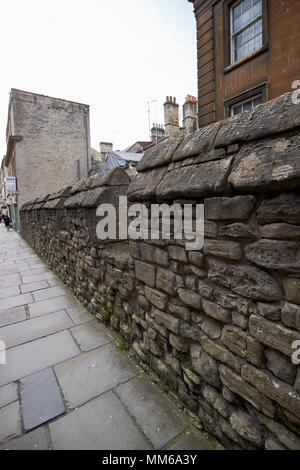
[20,92,300,450]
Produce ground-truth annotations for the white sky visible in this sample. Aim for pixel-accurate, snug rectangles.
[0,0,197,156]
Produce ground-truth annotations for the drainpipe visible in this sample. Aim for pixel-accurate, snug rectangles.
[83,106,90,178]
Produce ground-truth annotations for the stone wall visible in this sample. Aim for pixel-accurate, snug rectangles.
[20,92,300,450]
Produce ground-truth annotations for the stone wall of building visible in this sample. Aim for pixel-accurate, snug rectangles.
[20,92,300,450]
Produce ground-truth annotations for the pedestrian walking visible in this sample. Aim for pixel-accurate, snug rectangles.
[3,215,11,231]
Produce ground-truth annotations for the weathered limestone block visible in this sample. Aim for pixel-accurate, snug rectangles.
[228,136,300,191]
[137,136,184,172]
[205,196,256,221]
[204,239,242,261]
[188,251,203,268]
[219,223,258,239]
[135,260,156,287]
[249,314,300,357]
[257,193,300,225]
[203,385,229,418]
[245,240,300,273]
[167,300,190,321]
[193,314,222,339]
[146,313,168,338]
[201,299,231,324]
[153,309,179,334]
[197,280,214,300]
[208,259,283,301]
[232,310,248,330]
[180,323,203,342]
[193,148,227,164]
[173,122,221,160]
[265,348,297,385]
[145,286,168,310]
[168,245,188,263]
[182,365,201,385]
[259,415,300,450]
[156,157,233,199]
[259,223,300,240]
[156,268,175,295]
[242,364,300,418]
[204,221,218,238]
[129,241,140,259]
[283,278,300,305]
[127,166,167,201]
[178,288,201,310]
[169,333,189,353]
[264,438,286,450]
[281,302,300,331]
[141,243,169,267]
[190,346,221,388]
[215,92,300,147]
[222,326,263,367]
[165,352,182,376]
[202,337,242,373]
[229,411,262,447]
[150,357,177,389]
[257,302,281,321]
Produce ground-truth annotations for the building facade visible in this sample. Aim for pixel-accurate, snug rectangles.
[4,89,91,229]
[188,0,300,126]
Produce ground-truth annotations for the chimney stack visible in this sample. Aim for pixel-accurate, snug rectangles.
[183,95,198,134]
[100,142,113,161]
[151,123,166,143]
[164,96,180,138]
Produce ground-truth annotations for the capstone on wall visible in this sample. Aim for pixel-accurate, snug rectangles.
[20,92,300,450]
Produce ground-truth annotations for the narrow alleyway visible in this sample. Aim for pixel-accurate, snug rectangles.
[0,223,212,450]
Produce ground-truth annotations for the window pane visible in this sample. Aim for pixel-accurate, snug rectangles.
[244,24,254,42]
[254,18,262,35]
[233,3,242,19]
[235,46,243,61]
[242,9,251,27]
[243,100,253,112]
[253,1,262,18]
[233,16,242,33]
[233,104,242,116]
[242,0,251,12]
[235,32,243,48]
[254,34,262,50]
[253,97,262,107]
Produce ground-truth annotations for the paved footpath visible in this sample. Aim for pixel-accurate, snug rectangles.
[0,224,213,450]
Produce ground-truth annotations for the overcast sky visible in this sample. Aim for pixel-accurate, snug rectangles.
[0,0,197,156]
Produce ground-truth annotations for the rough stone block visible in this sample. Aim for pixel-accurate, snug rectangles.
[219,223,257,239]
[204,239,242,261]
[205,196,256,221]
[144,286,168,310]
[168,245,188,263]
[265,348,296,385]
[222,325,263,367]
[281,302,300,331]
[190,346,221,388]
[249,314,300,357]
[256,193,300,225]
[208,259,283,301]
[180,323,203,342]
[283,278,300,305]
[135,260,156,287]
[259,223,300,240]
[230,411,262,447]
[178,288,201,310]
[141,243,169,267]
[201,299,231,323]
[242,364,300,418]
[202,337,242,372]
[137,136,184,172]
[153,309,179,334]
[260,415,300,451]
[245,240,300,273]
[156,268,175,295]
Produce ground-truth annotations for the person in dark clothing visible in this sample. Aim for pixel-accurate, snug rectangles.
[3,215,11,231]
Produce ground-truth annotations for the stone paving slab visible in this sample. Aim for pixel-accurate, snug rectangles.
[54,343,138,408]
[49,391,150,450]
[21,272,58,285]
[20,280,49,294]
[66,306,92,325]
[0,293,33,311]
[0,401,22,443]
[167,430,213,451]
[0,287,20,300]
[0,310,74,349]
[29,295,75,318]
[0,276,21,289]
[20,368,65,431]
[0,330,80,386]
[20,267,50,278]
[0,382,18,409]
[0,306,27,327]
[70,322,111,352]
[116,375,186,449]
[32,286,69,302]
[0,427,49,450]
[47,278,63,287]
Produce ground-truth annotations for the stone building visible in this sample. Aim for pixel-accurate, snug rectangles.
[4,89,91,229]
[164,95,198,137]
[188,0,300,126]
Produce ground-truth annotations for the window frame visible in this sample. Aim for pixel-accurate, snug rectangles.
[224,82,268,117]
[223,0,268,71]
[230,0,263,65]
[230,94,262,117]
